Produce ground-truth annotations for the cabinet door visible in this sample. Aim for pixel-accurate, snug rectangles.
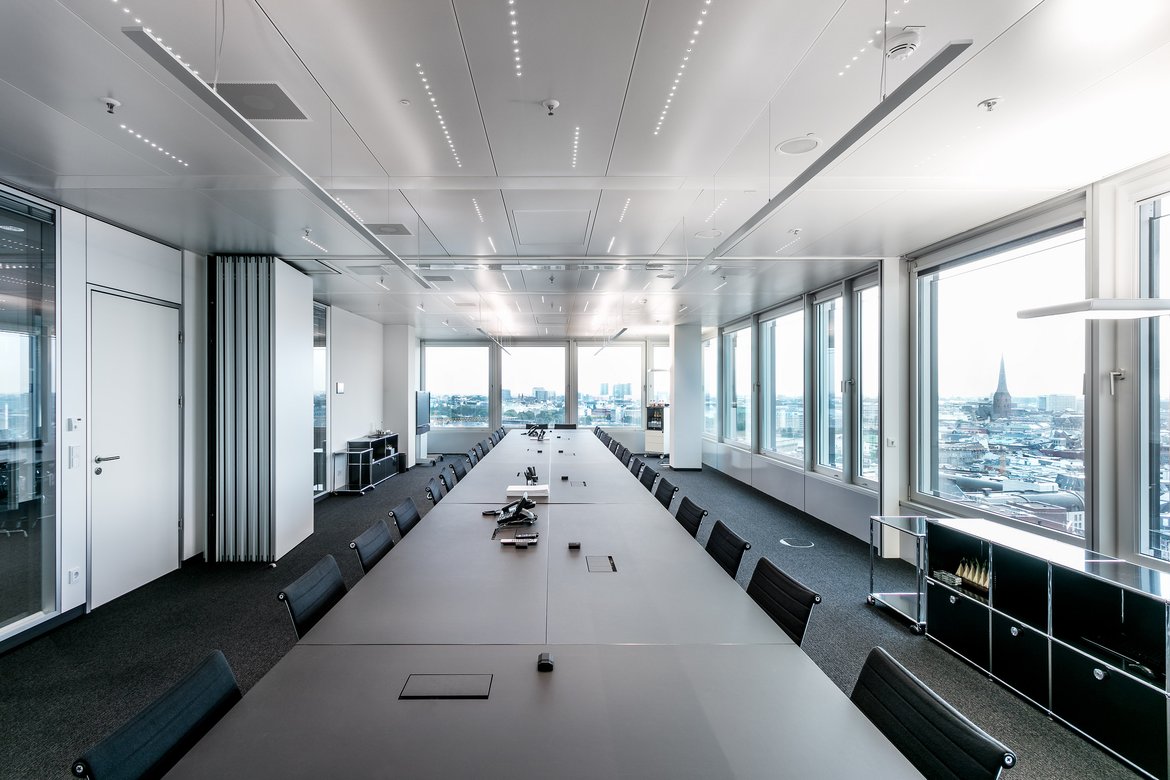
[1052,642,1168,780]
[927,581,989,669]
[991,612,1048,707]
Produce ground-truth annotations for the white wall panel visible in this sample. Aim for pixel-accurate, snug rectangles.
[182,252,207,558]
[273,261,313,559]
[384,324,419,465]
[330,306,385,452]
[750,456,805,513]
[58,208,87,614]
[803,475,878,542]
[670,324,703,469]
[723,445,753,485]
[85,218,181,303]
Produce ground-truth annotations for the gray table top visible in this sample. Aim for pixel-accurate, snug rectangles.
[165,428,922,779]
[168,643,919,780]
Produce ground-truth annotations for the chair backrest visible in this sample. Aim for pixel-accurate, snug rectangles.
[653,477,679,510]
[497,426,505,438]
[705,520,751,578]
[349,518,395,575]
[437,471,453,491]
[638,465,658,491]
[425,476,445,507]
[615,445,627,462]
[851,647,1017,780]
[594,426,602,436]
[451,458,468,482]
[609,439,620,454]
[466,448,479,466]
[629,457,644,478]
[71,650,242,780]
[389,497,423,538]
[490,431,501,445]
[675,496,708,538]
[278,554,347,639]
[481,437,493,452]
[554,423,576,429]
[746,556,822,645]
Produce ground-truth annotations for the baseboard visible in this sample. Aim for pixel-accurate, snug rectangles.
[0,605,85,657]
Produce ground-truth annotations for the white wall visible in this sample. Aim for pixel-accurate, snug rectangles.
[182,251,207,558]
[670,324,702,469]
[57,209,87,618]
[383,323,419,465]
[329,306,385,468]
[272,260,314,559]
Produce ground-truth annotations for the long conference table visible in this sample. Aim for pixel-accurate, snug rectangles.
[168,429,921,778]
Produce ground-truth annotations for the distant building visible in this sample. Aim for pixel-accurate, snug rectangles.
[614,383,631,399]
[600,383,609,396]
[533,387,549,402]
[501,389,512,401]
[992,357,1012,420]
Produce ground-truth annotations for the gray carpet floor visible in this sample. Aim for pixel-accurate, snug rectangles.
[0,456,1142,779]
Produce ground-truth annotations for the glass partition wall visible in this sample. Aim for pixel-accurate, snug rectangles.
[0,191,57,633]
[312,304,328,496]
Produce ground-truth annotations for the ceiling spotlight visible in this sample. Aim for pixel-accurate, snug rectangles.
[694,229,723,239]
[399,99,411,106]
[102,97,122,115]
[542,99,560,117]
[776,134,821,155]
[977,97,1003,112]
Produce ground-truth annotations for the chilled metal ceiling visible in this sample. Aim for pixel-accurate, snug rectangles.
[1,0,1169,337]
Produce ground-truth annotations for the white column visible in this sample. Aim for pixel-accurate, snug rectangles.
[670,323,702,469]
[383,323,419,466]
[879,256,910,555]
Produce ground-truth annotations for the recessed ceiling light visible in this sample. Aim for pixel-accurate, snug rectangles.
[703,197,727,223]
[693,229,723,239]
[977,97,1003,112]
[655,0,716,135]
[607,236,615,253]
[417,64,461,167]
[0,225,25,233]
[334,196,364,223]
[301,228,328,253]
[656,273,676,279]
[776,135,821,155]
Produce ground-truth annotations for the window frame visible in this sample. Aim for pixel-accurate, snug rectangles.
[812,288,846,478]
[421,341,493,430]
[721,320,753,448]
[498,341,570,428]
[759,299,806,466]
[574,340,646,429]
[701,334,719,439]
[853,274,881,489]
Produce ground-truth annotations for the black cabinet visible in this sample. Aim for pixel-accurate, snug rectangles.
[926,580,989,669]
[925,518,1170,780]
[338,433,400,494]
[990,612,1048,707]
[1052,642,1168,780]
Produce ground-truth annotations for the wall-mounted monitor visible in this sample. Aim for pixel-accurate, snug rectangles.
[416,391,431,434]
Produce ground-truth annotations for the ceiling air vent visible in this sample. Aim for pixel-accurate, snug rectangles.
[366,223,413,237]
[214,82,308,121]
[885,28,922,61]
[423,275,454,283]
[285,259,341,275]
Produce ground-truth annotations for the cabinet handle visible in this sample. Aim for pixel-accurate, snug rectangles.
[1009,626,1019,637]
[948,595,956,605]
[1092,668,1109,682]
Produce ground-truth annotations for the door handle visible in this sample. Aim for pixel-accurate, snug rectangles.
[94,455,121,464]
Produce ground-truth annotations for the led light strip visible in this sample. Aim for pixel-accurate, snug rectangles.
[840,2,910,78]
[618,198,631,223]
[118,123,187,166]
[572,127,580,168]
[473,198,485,222]
[703,197,727,223]
[508,0,523,77]
[302,230,329,253]
[335,197,364,223]
[656,0,713,136]
[416,63,461,168]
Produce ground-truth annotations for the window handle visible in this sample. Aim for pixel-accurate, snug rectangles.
[1109,369,1125,397]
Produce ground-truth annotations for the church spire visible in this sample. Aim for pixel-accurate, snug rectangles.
[992,356,1012,419]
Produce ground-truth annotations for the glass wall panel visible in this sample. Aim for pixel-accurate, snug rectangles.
[857,286,880,482]
[724,327,751,445]
[917,226,1086,538]
[702,337,717,436]
[815,297,843,471]
[0,192,57,632]
[312,304,328,496]
[1143,195,1170,560]
[761,310,804,460]
[501,345,566,425]
[425,345,490,427]
[578,344,642,427]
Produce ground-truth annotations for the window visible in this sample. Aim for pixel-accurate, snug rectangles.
[856,285,880,482]
[501,345,566,425]
[916,225,1086,538]
[578,344,643,427]
[649,344,671,405]
[761,307,804,461]
[425,345,490,427]
[0,191,57,633]
[702,337,717,436]
[312,304,328,495]
[815,296,843,471]
[1142,194,1170,560]
[723,326,752,445]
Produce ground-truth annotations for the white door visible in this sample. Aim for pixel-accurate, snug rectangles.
[90,291,181,608]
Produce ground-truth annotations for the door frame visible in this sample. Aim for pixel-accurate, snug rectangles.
[86,285,184,610]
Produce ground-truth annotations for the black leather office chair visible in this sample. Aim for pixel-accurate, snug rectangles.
[438,471,454,492]
[629,457,644,478]
[481,437,494,452]
[497,426,505,438]
[705,520,751,579]
[277,554,347,639]
[851,647,1017,780]
[450,458,468,482]
[425,476,446,507]
[390,497,423,538]
[594,426,602,437]
[675,496,708,538]
[71,650,242,780]
[349,519,394,575]
[490,431,501,445]
[616,445,629,464]
[746,556,821,645]
[609,439,620,455]
[653,477,679,510]
[554,423,576,429]
[638,465,658,491]
[466,448,479,466]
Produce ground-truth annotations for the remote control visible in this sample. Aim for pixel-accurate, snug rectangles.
[515,532,539,539]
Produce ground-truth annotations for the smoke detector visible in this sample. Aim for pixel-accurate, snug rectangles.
[885,27,922,60]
